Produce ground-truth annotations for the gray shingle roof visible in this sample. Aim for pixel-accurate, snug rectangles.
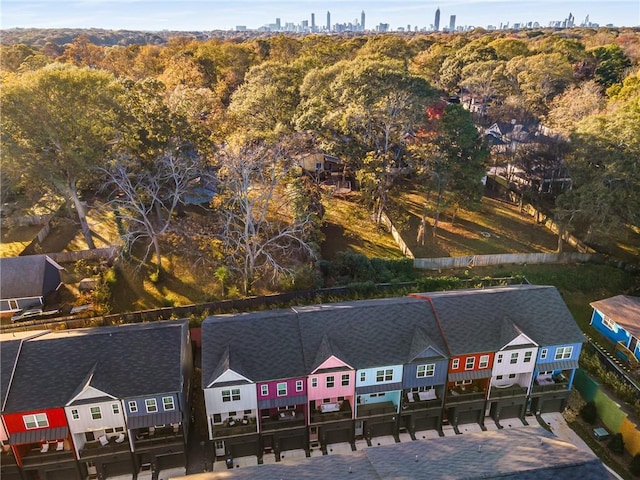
[202,309,306,386]
[202,287,581,387]
[295,297,447,371]
[173,427,611,480]
[0,255,63,300]
[2,320,189,413]
[202,297,448,386]
[0,331,49,411]
[414,285,584,355]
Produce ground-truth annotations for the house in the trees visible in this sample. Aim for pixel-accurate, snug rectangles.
[1,321,192,480]
[202,310,308,462]
[0,255,63,318]
[299,153,343,179]
[0,331,49,480]
[590,295,640,363]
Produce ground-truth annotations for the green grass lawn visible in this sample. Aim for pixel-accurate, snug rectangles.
[396,188,574,258]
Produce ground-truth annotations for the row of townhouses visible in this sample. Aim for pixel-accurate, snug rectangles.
[201,285,584,463]
[0,321,193,480]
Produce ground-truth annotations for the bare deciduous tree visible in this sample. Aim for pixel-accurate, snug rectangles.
[101,146,203,274]
[214,141,316,295]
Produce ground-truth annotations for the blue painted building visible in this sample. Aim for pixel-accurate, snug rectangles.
[590,295,640,361]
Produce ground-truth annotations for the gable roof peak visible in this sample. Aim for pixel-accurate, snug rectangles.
[313,334,348,370]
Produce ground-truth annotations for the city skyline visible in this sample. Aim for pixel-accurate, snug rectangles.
[1,1,638,31]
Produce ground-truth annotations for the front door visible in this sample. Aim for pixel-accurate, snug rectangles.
[630,337,639,357]
[214,440,225,457]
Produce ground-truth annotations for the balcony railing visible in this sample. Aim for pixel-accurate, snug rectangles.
[133,426,184,451]
[212,418,258,439]
[310,400,353,424]
[532,381,569,394]
[446,390,486,405]
[356,401,397,419]
[489,385,527,399]
[79,438,131,459]
[21,447,75,466]
[401,391,441,412]
[261,411,306,432]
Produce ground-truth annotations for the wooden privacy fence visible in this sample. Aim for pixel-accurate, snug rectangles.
[379,212,414,258]
[413,252,593,271]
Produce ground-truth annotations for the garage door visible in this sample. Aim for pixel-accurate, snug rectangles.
[540,398,565,414]
[278,434,305,452]
[323,427,352,446]
[46,468,80,480]
[457,409,481,425]
[415,416,439,432]
[498,404,523,420]
[366,421,395,438]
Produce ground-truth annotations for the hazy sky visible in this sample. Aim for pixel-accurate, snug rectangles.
[2,0,639,31]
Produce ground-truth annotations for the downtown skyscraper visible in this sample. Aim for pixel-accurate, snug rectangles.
[434,7,440,31]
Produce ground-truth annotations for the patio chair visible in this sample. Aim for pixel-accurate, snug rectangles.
[40,443,49,453]
[98,435,109,446]
[115,433,125,443]
[56,441,64,451]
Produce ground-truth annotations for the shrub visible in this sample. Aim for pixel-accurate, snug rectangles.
[630,453,640,476]
[608,432,625,454]
[580,401,598,424]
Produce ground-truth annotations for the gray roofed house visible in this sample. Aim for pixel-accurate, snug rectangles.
[202,309,306,386]
[170,427,612,480]
[0,255,64,316]
[414,285,584,354]
[3,320,189,413]
[294,297,447,371]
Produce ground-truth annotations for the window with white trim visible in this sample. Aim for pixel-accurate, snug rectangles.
[497,353,503,364]
[510,352,518,364]
[540,349,548,360]
[341,374,350,386]
[496,375,503,380]
[296,380,303,392]
[145,399,158,413]
[277,383,287,396]
[311,378,318,388]
[555,346,573,360]
[90,406,102,420]
[452,359,459,369]
[524,351,532,363]
[261,385,269,396]
[465,357,475,370]
[508,373,516,379]
[112,403,120,415]
[376,369,393,382]
[326,376,335,388]
[417,364,435,378]
[479,355,489,368]
[128,401,138,413]
[163,397,175,411]
[24,413,48,429]
[222,389,241,402]
[71,409,79,420]
[360,372,366,382]
[455,379,472,386]
[602,316,616,330]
